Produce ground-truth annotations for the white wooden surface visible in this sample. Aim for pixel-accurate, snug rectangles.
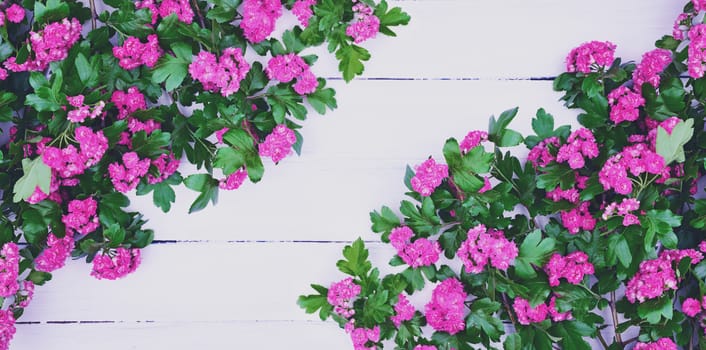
[15,1,682,349]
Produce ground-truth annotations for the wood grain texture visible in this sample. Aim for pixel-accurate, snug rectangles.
[16,1,679,349]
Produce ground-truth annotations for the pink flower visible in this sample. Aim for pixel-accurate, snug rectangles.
[607,86,645,124]
[147,153,180,184]
[240,0,282,43]
[35,234,75,272]
[17,281,34,308]
[157,0,194,24]
[292,0,316,27]
[424,278,466,334]
[556,128,599,169]
[633,338,677,350]
[682,297,702,317]
[219,168,248,190]
[560,202,595,234]
[75,126,108,166]
[513,297,548,325]
[565,41,616,74]
[544,251,594,287]
[294,69,318,95]
[0,309,15,350]
[266,53,319,95]
[259,124,297,163]
[5,4,24,23]
[346,323,380,350]
[113,34,163,70]
[42,145,88,179]
[389,226,441,268]
[414,346,438,350]
[689,24,706,78]
[189,48,251,97]
[111,87,147,119]
[410,158,448,196]
[62,197,99,236]
[457,224,518,273]
[0,243,18,298]
[346,1,380,44]
[633,49,672,91]
[695,0,706,12]
[391,294,415,327]
[91,248,141,280]
[5,18,81,72]
[527,137,560,168]
[328,277,361,318]
[108,152,151,192]
[626,249,703,303]
[460,130,488,153]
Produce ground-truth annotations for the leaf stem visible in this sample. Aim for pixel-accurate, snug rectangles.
[501,293,518,330]
[610,290,623,345]
[191,0,206,28]
[596,330,609,350]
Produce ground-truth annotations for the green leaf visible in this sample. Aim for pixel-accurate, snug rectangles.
[152,43,192,91]
[637,297,673,324]
[656,118,693,165]
[104,224,126,248]
[488,107,524,147]
[13,158,52,203]
[298,286,333,321]
[34,0,70,24]
[214,147,246,175]
[375,0,411,36]
[25,87,62,112]
[28,271,52,286]
[183,174,219,213]
[504,333,522,350]
[336,238,372,277]
[515,230,555,279]
[370,206,400,237]
[336,44,370,82]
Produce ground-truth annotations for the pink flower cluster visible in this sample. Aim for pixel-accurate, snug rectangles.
[42,127,108,182]
[136,0,193,24]
[681,297,703,317]
[560,201,596,234]
[546,185,579,204]
[410,158,448,196]
[147,153,180,184]
[544,251,594,287]
[599,142,666,195]
[602,198,641,226]
[390,294,415,327]
[424,278,466,334]
[345,322,380,350]
[673,13,691,41]
[696,0,706,12]
[112,35,163,70]
[258,124,297,163]
[219,168,248,190]
[0,243,18,298]
[5,18,81,72]
[108,152,151,193]
[527,137,560,168]
[414,346,437,350]
[512,296,572,325]
[66,95,106,123]
[389,226,441,268]
[240,0,282,43]
[459,130,488,153]
[34,234,74,272]
[16,281,34,309]
[512,297,547,325]
[266,53,318,95]
[688,24,706,78]
[632,49,672,91]
[112,87,147,119]
[328,277,361,318]
[61,197,99,236]
[346,1,380,44]
[4,4,24,24]
[457,224,518,273]
[189,48,251,97]
[625,249,703,303]
[565,41,616,74]
[0,309,15,350]
[633,338,677,350]
[607,86,645,124]
[91,248,141,280]
[292,0,316,27]
[556,128,599,169]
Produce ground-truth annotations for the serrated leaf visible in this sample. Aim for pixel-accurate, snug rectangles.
[13,158,52,203]
[656,118,693,165]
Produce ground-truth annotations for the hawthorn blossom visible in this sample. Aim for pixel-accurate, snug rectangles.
[219,168,248,190]
[391,294,415,327]
[267,53,319,94]
[457,224,518,273]
[5,4,24,23]
[548,296,572,322]
[62,197,100,236]
[389,226,440,268]
[328,278,361,318]
[292,0,316,27]
[625,249,703,303]
[5,18,81,72]
[346,1,380,43]
[544,251,594,287]
[633,338,677,350]
[108,152,151,193]
[424,278,466,334]
[240,0,282,43]
[345,322,380,350]
[34,234,75,272]
[673,13,691,40]
[556,128,599,169]
[158,0,194,23]
[259,124,297,163]
[147,153,180,184]
[607,86,645,124]
[689,24,706,78]
[682,297,702,317]
[459,130,488,153]
[632,49,672,90]
[527,137,560,168]
[189,48,251,96]
[513,297,548,325]
[0,243,19,298]
[0,309,15,350]
[112,34,163,70]
[565,41,616,73]
[410,158,448,196]
[602,198,641,226]
[91,248,141,280]
[560,201,596,234]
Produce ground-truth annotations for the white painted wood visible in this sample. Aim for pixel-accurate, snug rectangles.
[15,1,682,349]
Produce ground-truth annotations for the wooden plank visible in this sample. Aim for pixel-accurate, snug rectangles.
[15,321,350,349]
[130,79,578,242]
[20,242,397,322]
[309,0,680,79]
